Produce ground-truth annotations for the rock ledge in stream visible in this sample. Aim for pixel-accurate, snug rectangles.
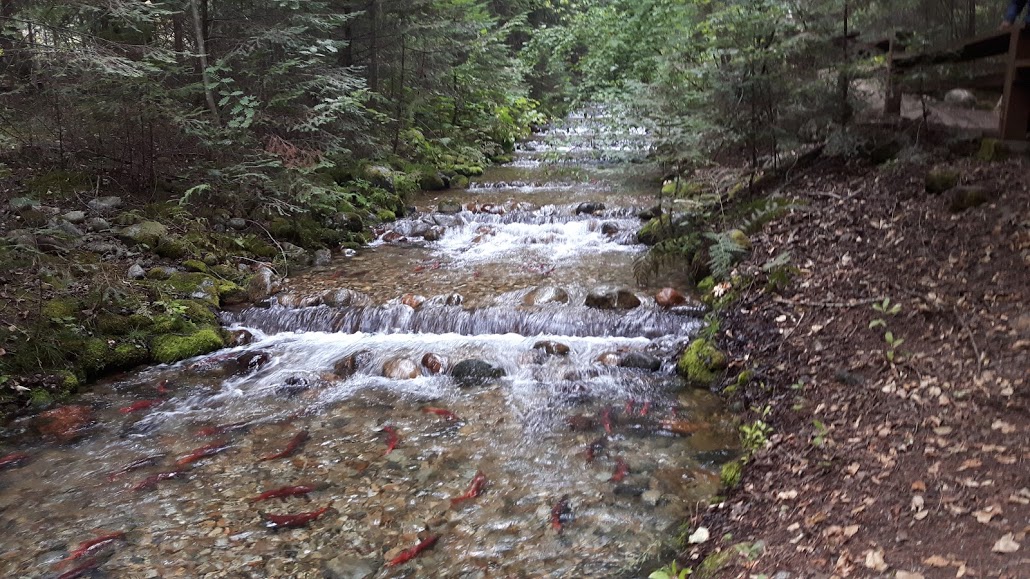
[451,359,506,388]
[585,287,641,310]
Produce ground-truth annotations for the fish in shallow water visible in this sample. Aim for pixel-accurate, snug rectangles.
[584,436,606,464]
[131,470,184,491]
[382,425,399,455]
[58,530,125,567]
[551,495,571,534]
[258,430,309,461]
[176,440,232,466]
[248,484,316,504]
[609,458,629,483]
[0,451,29,469]
[386,535,440,567]
[423,407,461,422]
[118,399,162,414]
[450,471,487,507]
[263,504,332,529]
[106,454,166,481]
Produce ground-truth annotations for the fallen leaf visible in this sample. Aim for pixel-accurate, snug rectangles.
[914,510,929,520]
[843,525,860,538]
[864,549,888,572]
[777,489,798,500]
[896,572,925,579]
[923,555,950,567]
[957,458,981,471]
[973,506,1001,524]
[992,533,1020,553]
[687,526,709,544]
[911,495,925,511]
[911,480,926,492]
[933,426,953,436]
[990,420,1016,434]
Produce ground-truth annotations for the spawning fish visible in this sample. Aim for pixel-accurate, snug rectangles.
[550,495,571,534]
[248,484,316,504]
[386,535,440,567]
[263,504,332,529]
[382,425,399,455]
[450,471,487,506]
[258,430,309,461]
[422,407,461,422]
[609,458,629,483]
[176,440,231,466]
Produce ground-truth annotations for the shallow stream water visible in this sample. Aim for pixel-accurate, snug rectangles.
[0,115,737,578]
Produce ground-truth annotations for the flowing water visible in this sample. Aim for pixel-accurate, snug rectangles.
[0,115,738,578]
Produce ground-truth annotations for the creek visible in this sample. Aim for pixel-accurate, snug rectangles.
[0,114,738,578]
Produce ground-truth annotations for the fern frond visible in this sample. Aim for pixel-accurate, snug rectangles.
[704,231,747,280]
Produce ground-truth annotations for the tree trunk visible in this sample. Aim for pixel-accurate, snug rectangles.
[189,0,221,124]
[173,14,185,66]
[966,0,976,37]
[392,33,406,154]
[369,0,380,92]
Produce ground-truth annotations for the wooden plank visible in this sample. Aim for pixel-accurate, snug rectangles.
[894,29,1012,70]
[1000,28,1030,139]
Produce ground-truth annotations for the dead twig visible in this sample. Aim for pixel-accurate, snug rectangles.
[773,296,883,309]
[952,305,983,377]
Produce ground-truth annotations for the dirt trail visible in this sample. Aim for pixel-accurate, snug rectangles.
[691,156,1029,578]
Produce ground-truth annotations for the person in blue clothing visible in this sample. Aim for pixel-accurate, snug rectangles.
[1003,0,1030,26]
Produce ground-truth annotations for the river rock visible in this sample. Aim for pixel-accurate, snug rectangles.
[421,353,448,374]
[619,352,661,372]
[83,240,124,257]
[655,288,687,308]
[423,226,444,242]
[596,352,620,366]
[533,340,571,356]
[119,220,168,247]
[401,294,426,309]
[601,222,619,236]
[248,267,280,302]
[313,248,332,266]
[451,359,505,388]
[85,217,111,232]
[228,217,247,230]
[8,197,38,212]
[944,88,977,107]
[575,202,605,215]
[35,405,94,443]
[438,200,462,214]
[228,329,255,347]
[127,264,146,280]
[383,358,420,380]
[522,286,569,306]
[322,288,372,307]
[58,220,84,238]
[585,288,641,310]
[87,196,123,214]
[381,231,406,243]
[235,350,271,374]
[280,242,310,266]
[62,210,87,224]
[323,555,378,579]
[642,489,662,506]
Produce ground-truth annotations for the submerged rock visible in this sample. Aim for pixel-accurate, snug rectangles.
[655,288,687,308]
[619,352,661,372]
[522,286,569,306]
[421,353,448,374]
[575,202,605,215]
[323,555,378,579]
[248,267,280,302]
[36,405,95,443]
[322,288,372,307]
[533,340,571,356]
[451,359,505,388]
[383,358,420,380]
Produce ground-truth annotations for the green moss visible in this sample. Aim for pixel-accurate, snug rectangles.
[697,276,716,294]
[727,228,752,250]
[150,328,225,364]
[454,165,484,177]
[41,298,80,320]
[241,236,278,258]
[376,209,396,222]
[79,338,111,375]
[110,342,151,369]
[59,371,79,391]
[155,238,189,259]
[29,389,53,407]
[977,138,1005,162]
[925,168,960,194]
[636,215,673,245]
[176,299,218,325]
[113,210,144,226]
[26,170,91,196]
[95,313,133,335]
[677,338,728,387]
[451,175,470,189]
[182,259,208,273]
[720,458,743,489]
[661,180,703,197]
[150,314,193,334]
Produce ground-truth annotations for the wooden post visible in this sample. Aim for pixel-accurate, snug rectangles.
[1000,26,1030,140]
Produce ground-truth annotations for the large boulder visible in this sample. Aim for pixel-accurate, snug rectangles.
[119,220,168,247]
[451,359,505,388]
[944,88,977,108]
[248,267,280,302]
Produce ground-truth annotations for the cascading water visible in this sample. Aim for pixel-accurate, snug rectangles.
[0,114,737,578]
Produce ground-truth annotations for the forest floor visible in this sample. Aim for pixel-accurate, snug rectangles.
[688,152,1029,578]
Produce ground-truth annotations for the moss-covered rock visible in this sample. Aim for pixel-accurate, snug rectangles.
[419,171,448,191]
[677,338,728,387]
[95,313,134,335]
[182,259,208,273]
[26,170,92,196]
[146,266,175,280]
[720,459,743,488]
[925,168,960,194]
[155,238,189,259]
[661,180,703,197]
[119,220,168,247]
[450,175,470,189]
[241,236,278,258]
[637,215,673,245]
[977,138,1006,161]
[109,342,151,369]
[42,298,80,320]
[727,228,752,250]
[150,328,225,364]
